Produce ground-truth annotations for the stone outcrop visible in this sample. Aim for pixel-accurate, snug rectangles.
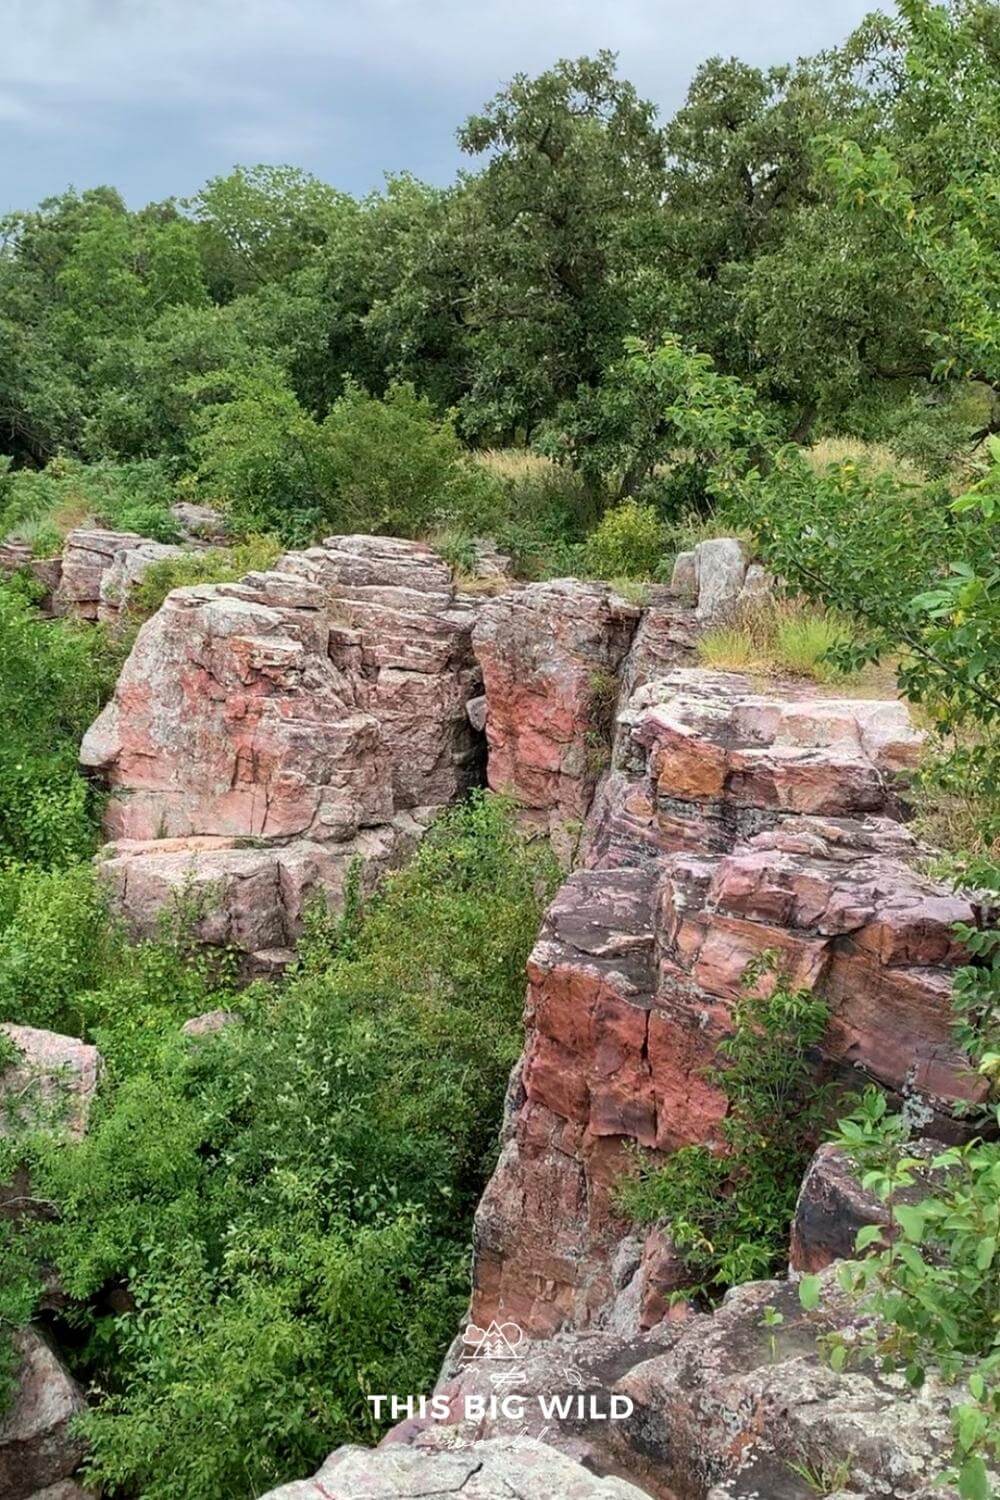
[0,1025,102,1146]
[258,1435,649,1499]
[668,538,768,620]
[52,529,147,620]
[472,580,640,862]
[0,542,62,610]
[80,536,486,965]
[0,1329,87,1500]
[95,538,191,624]
[470,665,980,1337]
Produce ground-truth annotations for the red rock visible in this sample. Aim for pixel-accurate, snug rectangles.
[53,528,146,620]
[472,580,640,861]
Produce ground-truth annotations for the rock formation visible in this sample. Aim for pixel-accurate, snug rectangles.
[472,579,641,862]
[81,535,486,968]
[468,657,981,1337]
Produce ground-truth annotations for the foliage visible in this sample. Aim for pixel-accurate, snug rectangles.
[827,1088,1000,1500]
[581,499,666,580]
[3,796,557,1499]
[0,455,181,548]
[616,954,831,1296]
[0,580,117,865]
[697,596,857,683]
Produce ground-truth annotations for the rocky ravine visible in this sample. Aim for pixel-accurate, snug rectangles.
[1,533,988,1499]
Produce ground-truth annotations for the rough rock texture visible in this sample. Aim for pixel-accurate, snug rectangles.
[81,536,485,961]
[96,538,191,623]
[470,666,979,1337]
[668,539,768,621]
[472,580,640,862]
[790,1140,941,1274]
[0,1329,87,1500]
[52,528,146,619]
[609,1270,971,1499]
[0,1025,102,1144]
[169,501,228,542]
[258,1436,650,1499]
[26,1484,96,1500]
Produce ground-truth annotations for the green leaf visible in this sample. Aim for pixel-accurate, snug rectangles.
[855,1223,886,1251]
[798,1275,821,1311]
[894,1205,925,1242]
[957,1455,989,1500]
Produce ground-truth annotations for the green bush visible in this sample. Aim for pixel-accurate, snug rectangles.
[126,534,283,623]
[582,499,666,580]
[5,795,558,1500]
[0,580,117,865]
[0,456,181,549]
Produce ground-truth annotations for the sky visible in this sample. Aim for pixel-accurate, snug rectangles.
[1,0,882,214]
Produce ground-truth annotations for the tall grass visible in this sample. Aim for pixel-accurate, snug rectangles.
[697,596,857,684]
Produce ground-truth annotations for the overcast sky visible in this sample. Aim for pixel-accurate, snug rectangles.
[1,0,883,214]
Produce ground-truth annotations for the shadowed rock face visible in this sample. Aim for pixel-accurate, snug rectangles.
[80,536,486,970]
[469,664,982,1340]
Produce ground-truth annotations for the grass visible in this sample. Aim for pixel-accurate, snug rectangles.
[802,435,927,485]
[697,596,859,685]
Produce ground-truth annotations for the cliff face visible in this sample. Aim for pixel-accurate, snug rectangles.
[467,593,981,1342]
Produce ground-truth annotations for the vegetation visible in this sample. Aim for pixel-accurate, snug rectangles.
[697,597,858,683]
[616,955,832,1297]
[2,796,558,1499]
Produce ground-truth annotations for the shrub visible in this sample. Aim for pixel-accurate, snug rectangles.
[696,596,857,684]
[6,795,559,1500]
[616,954,832,1296]
[0,580,117,865]
[0,457,181,548]
[582,499,666,580]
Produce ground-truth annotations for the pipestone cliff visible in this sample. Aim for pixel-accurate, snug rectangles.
[4,532,988,1498]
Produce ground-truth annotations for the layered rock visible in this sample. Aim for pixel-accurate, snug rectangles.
[0,1329,87,1500]
[470,667,980,1337]
[472,580,640,862]
[52,529,147,620]
[95,538,191,624]
[81,536,485,964]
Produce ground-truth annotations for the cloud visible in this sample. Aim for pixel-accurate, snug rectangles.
[0,0,884,211]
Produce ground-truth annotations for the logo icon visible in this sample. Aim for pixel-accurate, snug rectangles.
[461,1320,525,1361]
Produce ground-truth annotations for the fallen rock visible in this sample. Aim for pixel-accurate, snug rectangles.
[258,1435,650,1499]
[472,580,640,861]
[0,1328,87,1500]
[790,1140,941,1274]
[97,538,191,624]
[169,502,228,542]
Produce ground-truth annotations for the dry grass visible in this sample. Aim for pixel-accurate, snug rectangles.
[697,596,864,686]
[473,448,561,482]
[802,436,926,485]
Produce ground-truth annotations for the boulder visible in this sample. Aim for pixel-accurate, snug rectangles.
[0,1329,86,1500]
[693,538,747,619]
[0,544,62,610]
[53,529,145,620]
[0,1025,102,1145]
[472,580,640,861]
[180,1009,242,1039]
[169,502,228,542]
[80,536,482,960]
[258,1436,649,1499]
[790,1139,941,1273]
[669,550,697,600]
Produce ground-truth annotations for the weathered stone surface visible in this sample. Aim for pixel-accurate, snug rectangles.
[53,528,146,619]
[95,823,420,971]
[27,1484,96,1500]
[669,550,697,600]
[0,1329,86,1500]
[180,1008,243,1039]
[472,580,640,860]
[0,1025,102,1144]
[693,538,748,620]
[259,1436,650,1499]
[0,544,62,609]
[97,539,191,623]
[81,536,482,959]
[470,665,977,1337]
[610,1271,972,1499]
[169,501,228,542]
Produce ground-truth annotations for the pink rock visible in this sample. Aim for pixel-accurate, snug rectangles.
[0,1329,86,1500]
[0,1025,102,1144]
[53,529,145,620]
